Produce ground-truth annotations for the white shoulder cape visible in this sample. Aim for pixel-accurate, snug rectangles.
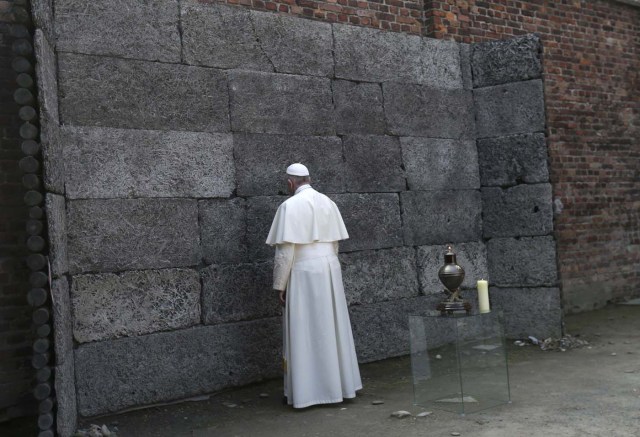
[266,187,349,245]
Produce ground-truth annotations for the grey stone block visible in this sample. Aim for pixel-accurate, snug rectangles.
[55,358,77,437]
[383,83,474,139]
[67,199,199,274]
[332,193,403,252]
[343,135,405,193]
[340,247,419,306]
[474,80,545,138]
[234,134,344,196]
[58,53,229,132]
[472,34,542,88]
[51,277,72,365]
[482,184,553,238]
[246,196,284,262]
[401,190,482,246]
[417,241,488,294]
[63,126,235,199]
[333,80,386,135]
[400,137,479,191]
[31,0,54,43]
[200,199,247,265]
[459,43,473,90]
[75,318,281,416]
[71,269,201,343]
[477,133,549,187]
[55,0,181,62]
[228,71,334,135]
[487,236,558,287]
[333,24,462,88]
[490,287,562,339]
[202,262,280,324]
[45,194,68,277]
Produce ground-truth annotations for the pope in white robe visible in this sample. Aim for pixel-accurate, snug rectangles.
[266,163,362,408]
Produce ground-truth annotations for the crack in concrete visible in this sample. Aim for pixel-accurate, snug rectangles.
[248,12,276,73]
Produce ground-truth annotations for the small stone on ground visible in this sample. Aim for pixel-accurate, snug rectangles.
[390,410,411,418]
[372,400,384,405]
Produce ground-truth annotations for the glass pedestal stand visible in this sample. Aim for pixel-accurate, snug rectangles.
[409,311,511,415]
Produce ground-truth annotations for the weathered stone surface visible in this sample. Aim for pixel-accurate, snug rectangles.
[474,80,545,138]
[383,83,474,139]
[490,287,562,339]
[228,71,334,135]
[334,24,462,88]
[51,277,72,364]
[67,199,199,274]
[246,196,284,262]
[200,199,247,265]
[75,318,281,416]
[202,262,280,324]
[71,269,201,343]
[482,184,553,238]
[343,135,405,193]
[477,133,549,186]
[400,137,479,191]
[32,0,54,43]
[487,237,558,287]
[332,193,403,252]
[459,43,473,90]
[63,126,235,199]
[333,80,386,135]
[58,53,229,132]
[401,190,482,246]
[55,357,77,437]
[340,247,419,306]
[45,194,68,277]
[416,242,488,294]
[55,0,181,62]
[472,34,542,88]
[234,134,344,196]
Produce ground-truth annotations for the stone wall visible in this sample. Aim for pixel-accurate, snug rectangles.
[32,0,560,430]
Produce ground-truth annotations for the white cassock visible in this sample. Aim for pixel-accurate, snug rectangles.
[266,184,362,408]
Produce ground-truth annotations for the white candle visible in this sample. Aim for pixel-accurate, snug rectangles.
[477,280,490,313]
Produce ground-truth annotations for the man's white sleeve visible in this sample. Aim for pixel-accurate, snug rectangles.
[273,243,295,291]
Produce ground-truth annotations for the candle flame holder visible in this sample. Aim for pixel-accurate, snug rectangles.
[436,245,471,316]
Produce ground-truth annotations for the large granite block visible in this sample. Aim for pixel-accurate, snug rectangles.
[477,133,549,186]
[333,80,386,135]
[487,236,558,287]
[202,262,280,324]
[200,199,247,265]
[490,287,562,339]
[383,83,474,139]
[340,247,419,306]
[58,53,229,132]
[417,241,488,294]
[75,318,281,416]
[55,0,181,62]
[234,134,344,196]
[51,277,72,365]
[31,0,54,43]
[459,43,473,90]
[45,194,68,277]
[401,190,482,246]
[71,269,201,343]
[400,137,479,191]
[343,135,405,193]
[63,126,235,199]
[67,199,199,274]
[472,34,542,88]
[333,24,462,88]
[228,71,334,135]
[246,196,285,262]
[332,193,403,252]
[482,184,553,238]
[55,357,77,437]
[474,80,545,138]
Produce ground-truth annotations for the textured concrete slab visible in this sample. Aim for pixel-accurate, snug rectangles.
[67,199,199,274]
[333,80,386,135]
[474,79,545,138]
[55,0,181,62]
[45,194,68,277]
[228,71,334,135]
[55,357,77,437]
[234,134,344,196]
[490,287,562,339]
[63,126,235,199]
[482,184,554,238]
[58,53,229,132]
[200,199,247,265]
[51,277,72,365]
[343,135,405,193]
[74,318,281,416]
[246,196,285,262]
[400,137,479,191]
[340,247,419,306]
[459,43,473,90]
[31,0,54,42]
[487,236,558,287]
[401,190,482,246]
[70,269,201,343]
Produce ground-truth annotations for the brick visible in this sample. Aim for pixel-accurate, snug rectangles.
[343,135,405,193]
[487,236,558,287]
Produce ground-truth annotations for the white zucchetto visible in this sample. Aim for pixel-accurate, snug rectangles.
[286,163,310,177]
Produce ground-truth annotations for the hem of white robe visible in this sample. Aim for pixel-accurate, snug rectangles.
[289,385,363,409]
